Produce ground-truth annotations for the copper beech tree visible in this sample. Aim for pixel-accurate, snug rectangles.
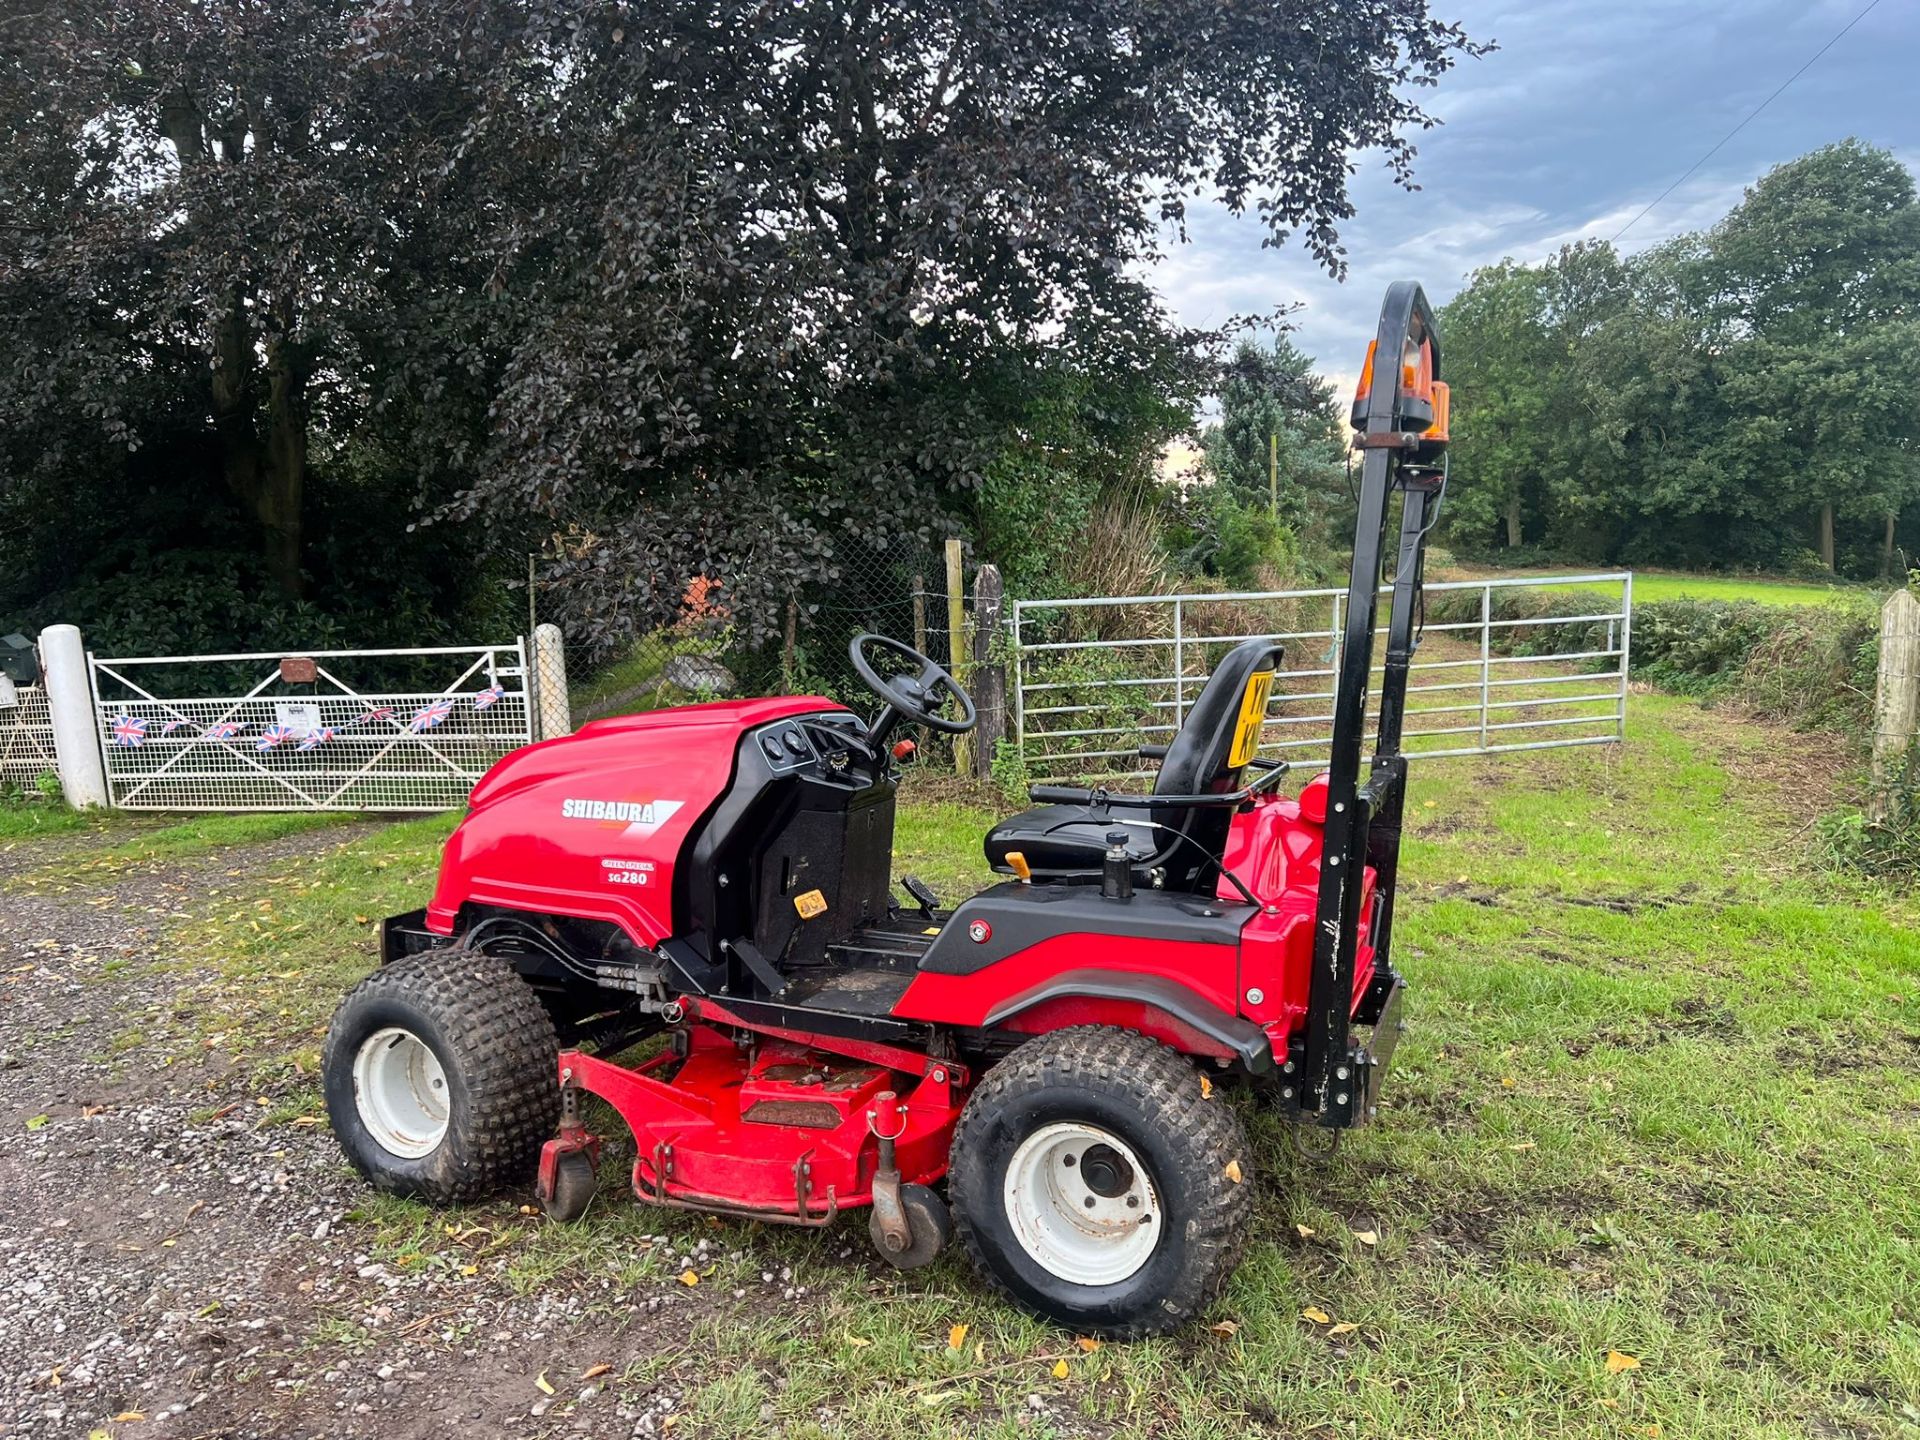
[1,1,1479,653]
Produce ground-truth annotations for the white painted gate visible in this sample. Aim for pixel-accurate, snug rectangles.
[88,643,534,811]
[0,677,57,789]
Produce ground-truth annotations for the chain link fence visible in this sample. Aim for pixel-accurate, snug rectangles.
[564,538,963,729]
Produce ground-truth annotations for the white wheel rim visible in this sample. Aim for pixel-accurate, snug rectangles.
[352,1026,450,1159]
[1003,1122,1160,1286]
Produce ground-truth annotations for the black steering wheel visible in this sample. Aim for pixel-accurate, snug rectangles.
[849,633,977,737]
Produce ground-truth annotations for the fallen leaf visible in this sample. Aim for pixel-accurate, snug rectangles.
[1209,1320,1240,1338]
[24,1114,49,1131]
[1507,1141,1537,1152]
[460,1264,478,1277]
[1606,1350,1640,1373]
[1352,1229,1378,1247]
[354,915,371,924]
[1501,1076,1517,1088]
[844,1335,871,1349]
[534,1373,555,1396]
[1301,1306,1331,1325]
[917,1392,956,1408]
[1051,1359,1070,1379]
[1223,1158,1243,1184]
[112,1413,145,1423]
[1329,1322,1359,1336]
[1642,1427,1662,1438]
[1199,1074,1213,1100]
[1295,1223,1316,1239]
[1076,1337,1100,1353]
[947,1323,968,1351]
[679,1269,700,1287]
[582,1363,612,1380]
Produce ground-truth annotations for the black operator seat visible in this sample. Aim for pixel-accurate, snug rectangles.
[984,637,1284,891]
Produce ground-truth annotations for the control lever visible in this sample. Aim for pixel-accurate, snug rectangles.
[899,874,941,919]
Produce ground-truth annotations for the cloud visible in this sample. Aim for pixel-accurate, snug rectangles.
[1147,0,1919,384]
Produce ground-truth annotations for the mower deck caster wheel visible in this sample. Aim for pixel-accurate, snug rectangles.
[542,1152,598,1224]
[869,1183,951,1270]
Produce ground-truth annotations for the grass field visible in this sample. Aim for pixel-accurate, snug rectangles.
[48,690,1920,1438]
[1443,565,1880,610]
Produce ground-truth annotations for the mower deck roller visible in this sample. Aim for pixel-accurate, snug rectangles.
[323,283,1448,1337]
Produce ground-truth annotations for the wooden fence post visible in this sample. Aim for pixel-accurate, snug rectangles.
[781,596,798,691]
[945,538,969,775]
[911,576,927,659]
[1870,589,1920,824]
[972,564,1005,780]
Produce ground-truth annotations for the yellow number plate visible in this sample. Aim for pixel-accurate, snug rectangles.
[1228,671,1274,768]
[793,889,828,920]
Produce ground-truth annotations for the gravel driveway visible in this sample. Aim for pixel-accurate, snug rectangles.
[0,826,731,1440]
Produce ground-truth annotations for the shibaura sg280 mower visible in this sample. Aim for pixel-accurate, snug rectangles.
[321,283,1451,1336]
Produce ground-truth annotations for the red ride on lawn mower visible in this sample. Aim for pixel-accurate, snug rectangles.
[322,283,1451,1336]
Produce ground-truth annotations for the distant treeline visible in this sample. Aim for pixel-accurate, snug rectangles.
[1438,140,1920,580]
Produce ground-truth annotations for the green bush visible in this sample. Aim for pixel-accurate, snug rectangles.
[1628,598,1877,732]
[1171,488,1300,590]
[1629,599,1781,689]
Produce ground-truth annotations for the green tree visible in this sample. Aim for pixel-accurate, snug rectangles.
[1438,261,1554,551]
[1701,140,1920,572]
[1201,336,1343,521]
[1439,242,1629,556]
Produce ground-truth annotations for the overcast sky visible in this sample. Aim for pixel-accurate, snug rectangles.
[1150,0,1916,390]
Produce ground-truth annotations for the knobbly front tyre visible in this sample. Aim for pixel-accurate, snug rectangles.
[947,1026,1252,1338]
[322,951,559,1206]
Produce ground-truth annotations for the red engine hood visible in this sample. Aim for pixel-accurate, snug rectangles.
[429,696,847,945]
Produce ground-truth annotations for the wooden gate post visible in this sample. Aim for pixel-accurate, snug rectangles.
[946,538,969,775]
[972,564,1005,779]
[1870,589,1920,824]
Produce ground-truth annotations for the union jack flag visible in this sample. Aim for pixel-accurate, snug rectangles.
[159,719,191,737]
[111,714,148,747]
[256,724,294,751]
[346,706,394,728]
[205,720,246,741]
[473,681,505,712]
[295,726,335,753]
[410,698,455,733]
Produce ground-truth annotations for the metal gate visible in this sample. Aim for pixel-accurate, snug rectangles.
[0,679,57,788]
[88,642,534,811]
[1012,574,1632,783]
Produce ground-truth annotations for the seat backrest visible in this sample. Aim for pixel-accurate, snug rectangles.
[1151,637,1284,883]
